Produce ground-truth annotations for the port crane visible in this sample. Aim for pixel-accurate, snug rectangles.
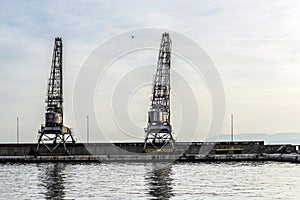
[144,32,175,150]
[37,37,75,153]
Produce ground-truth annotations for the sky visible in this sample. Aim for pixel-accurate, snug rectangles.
[1,0,300,143]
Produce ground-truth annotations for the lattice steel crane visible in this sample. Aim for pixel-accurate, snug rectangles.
[37,37,75,153]
[144,32,175,150]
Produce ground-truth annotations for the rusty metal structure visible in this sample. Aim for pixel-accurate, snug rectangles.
[144,32,175,150]
[37,37,75,153]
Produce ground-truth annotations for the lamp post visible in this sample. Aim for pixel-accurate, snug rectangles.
[231,114,234,142]
[17,117,19,144]
[87,115,89,143]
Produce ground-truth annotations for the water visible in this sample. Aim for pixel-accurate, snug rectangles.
[0,162,299,199]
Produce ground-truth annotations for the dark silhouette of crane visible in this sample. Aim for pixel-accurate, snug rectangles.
[37,37,75,153]
[144,33,175,150]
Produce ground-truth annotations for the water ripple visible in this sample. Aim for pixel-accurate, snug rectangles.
[0,162,299,199]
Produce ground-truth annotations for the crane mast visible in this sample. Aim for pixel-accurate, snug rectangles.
[46,37,63,120]
[37,37,75,153]
[144,32,175,150]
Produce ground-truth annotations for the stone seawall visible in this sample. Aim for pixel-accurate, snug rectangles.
[0,142,299,163]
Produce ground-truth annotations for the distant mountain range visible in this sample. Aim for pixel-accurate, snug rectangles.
[207,133,300,145]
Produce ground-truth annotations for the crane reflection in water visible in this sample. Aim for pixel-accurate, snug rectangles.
[38,163,66,200]
[146,164,174,199]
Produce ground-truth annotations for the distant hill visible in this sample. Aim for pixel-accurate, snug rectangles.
[207,132,300,145]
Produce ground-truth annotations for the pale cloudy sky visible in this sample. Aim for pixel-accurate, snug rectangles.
[1,0,300,142]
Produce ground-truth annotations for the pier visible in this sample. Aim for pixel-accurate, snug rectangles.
[0,141,299,163]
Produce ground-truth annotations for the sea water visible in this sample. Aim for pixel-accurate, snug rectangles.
[0,162,299,199]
